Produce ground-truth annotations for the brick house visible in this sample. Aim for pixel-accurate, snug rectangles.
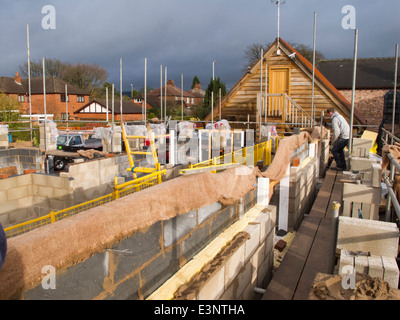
[317,58,400,134]
[74,98,144,121]
[141,80,205,116]
[0,72,90,120]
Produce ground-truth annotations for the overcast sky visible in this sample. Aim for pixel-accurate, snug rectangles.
[0,0,399,92]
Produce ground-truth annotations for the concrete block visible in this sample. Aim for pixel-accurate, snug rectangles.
[337,217,399,258]
[235,260,253,299]
[342,182,381,205]
[338,250,354,276]
[381,256,400,289]
[352,138,373,158]
[368,255,384,279]
[198,202,222,225]
[350,156,379,172]
[6,185,30,201]
[197,265,225,300]
[163,210,197,248]
[244,224,260,262]
[355,255,369,274]
[224,244,245,288]
[371,163,382,188]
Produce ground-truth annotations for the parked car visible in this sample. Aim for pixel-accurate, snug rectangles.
[56,134,103,152]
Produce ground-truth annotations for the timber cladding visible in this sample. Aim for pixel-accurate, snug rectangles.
[207,38,365,127]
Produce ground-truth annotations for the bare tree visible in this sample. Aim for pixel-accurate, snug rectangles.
[18,59,108,95]
[243,41,325,71]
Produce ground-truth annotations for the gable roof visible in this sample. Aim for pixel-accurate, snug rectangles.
[317,57,399,89]
[278,38,365,125]
[148,81,195,98]
[205,38,365,125]
[74,99,143,115]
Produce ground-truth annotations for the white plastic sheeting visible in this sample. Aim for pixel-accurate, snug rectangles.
[0,125,8,136]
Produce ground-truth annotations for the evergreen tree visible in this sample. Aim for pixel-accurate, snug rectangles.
[191,75,200,89]
[203,77,226,109]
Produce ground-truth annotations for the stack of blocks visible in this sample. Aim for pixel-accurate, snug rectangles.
[288,157,317,230]
[102,130,122,153]
[39,124,57,151]
[343,137,383,220]
[337,216,399,289]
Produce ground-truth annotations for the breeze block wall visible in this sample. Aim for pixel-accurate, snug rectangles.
[22,189,257,300]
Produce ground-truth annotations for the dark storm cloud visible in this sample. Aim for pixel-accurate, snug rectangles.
[0,0,399,92]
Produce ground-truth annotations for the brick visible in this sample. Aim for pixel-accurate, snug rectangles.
[274,239,287,252]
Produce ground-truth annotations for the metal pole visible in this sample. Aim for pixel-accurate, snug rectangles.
[391,44,398,144]
[165,66,167,120]
[144,57,147,125]
[311,12,317,127]
[213,60,216,81]
[160,65,163,121]
[120,58,123,124]
[27,24,32,142]
[106,86,109,123]
[65,84,68,140]
[181,73,184,121]
[347,28,358,170]
[260,48,263,129]
[265,62,268,123]
[111,84,114,152]
[211,91,214,125]
[219,87,222,120]
[42,57,47,152]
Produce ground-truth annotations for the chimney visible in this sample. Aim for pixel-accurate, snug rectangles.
[167,80,175,86]
[14,72,22,85]
[194,83,201,90]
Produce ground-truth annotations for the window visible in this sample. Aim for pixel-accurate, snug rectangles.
[18,95,25,102]
[60,95,69,102]
[77,96,85,103]
[384,91,400,123]
[61,113,69,120]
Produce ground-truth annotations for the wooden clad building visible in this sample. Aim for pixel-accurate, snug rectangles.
[205,38,366,134]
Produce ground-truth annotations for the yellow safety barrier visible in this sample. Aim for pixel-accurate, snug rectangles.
[188,140,274,172]
[4,169,166,239]
[4,138,277,238]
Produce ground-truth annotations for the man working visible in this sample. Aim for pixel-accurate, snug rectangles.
[326,107,350,171]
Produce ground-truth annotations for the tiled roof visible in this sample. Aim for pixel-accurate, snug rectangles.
[0,77,26,94]
[317,57,399,89]
[0,75,88,95]
[22,76,88,95]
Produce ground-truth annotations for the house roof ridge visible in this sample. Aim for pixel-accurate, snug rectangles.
[319,57,396,63]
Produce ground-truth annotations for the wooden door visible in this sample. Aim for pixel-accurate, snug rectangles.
[269,68,290,119]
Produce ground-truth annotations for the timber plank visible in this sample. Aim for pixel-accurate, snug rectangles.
[262,216,321,300]
[293,218,336,300]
